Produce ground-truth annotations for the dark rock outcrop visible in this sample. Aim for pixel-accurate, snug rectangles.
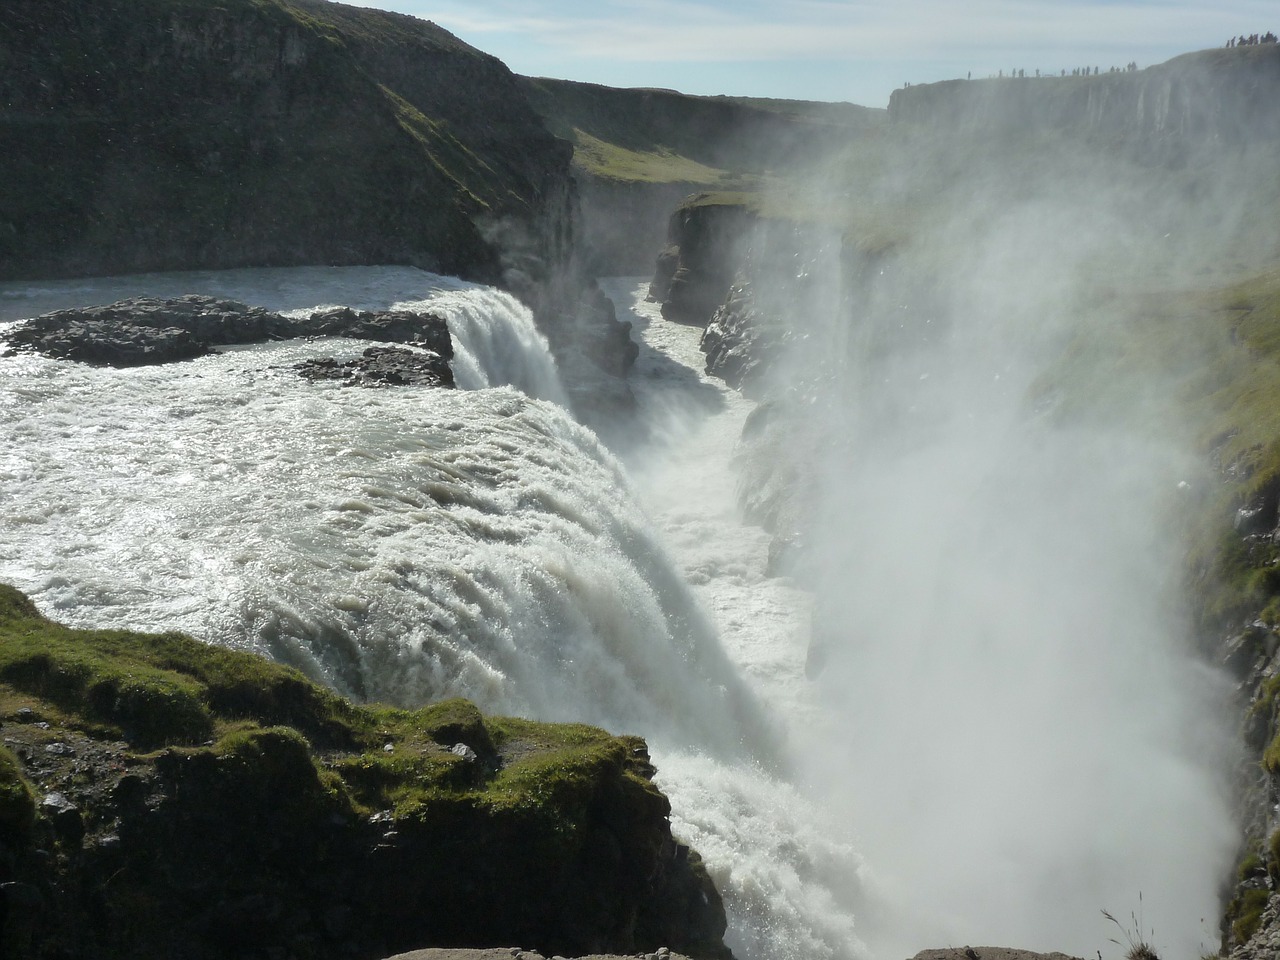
[545,281,640,425]
[4,295,453,373]
[648,198,756,326]
[294,346,455,388]
[700,283,786,399]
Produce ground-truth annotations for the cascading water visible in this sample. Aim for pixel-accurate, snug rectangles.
[0,266,765,759]
[0,264,871,960]
[602,279,876,960]
[0,256,1238,960]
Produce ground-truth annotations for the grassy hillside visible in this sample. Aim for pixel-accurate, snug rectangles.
[519,76,882,185]
[0,0,570,282]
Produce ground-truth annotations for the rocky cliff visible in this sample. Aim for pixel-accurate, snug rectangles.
[0,0,572,285]
[887,44,1280,152]
[0,584,731,960]
[518,77,882,274]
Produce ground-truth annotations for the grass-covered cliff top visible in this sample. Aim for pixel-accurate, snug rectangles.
[0,582,729,958]
[518,75,882,186]
[0,0,569,281]
[0,582,657,825]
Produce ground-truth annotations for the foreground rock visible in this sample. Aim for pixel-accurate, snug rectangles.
[4,295,454,378]
[0,584,730,960]
[910,950,1084,960]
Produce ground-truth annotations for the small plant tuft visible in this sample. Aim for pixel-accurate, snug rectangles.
[1103,894,1161,960]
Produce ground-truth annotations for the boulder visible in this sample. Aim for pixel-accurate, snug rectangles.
[294,346,455,388]
[4,296,454,374]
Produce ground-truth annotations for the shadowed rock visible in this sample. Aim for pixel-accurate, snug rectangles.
[4,295,453,374]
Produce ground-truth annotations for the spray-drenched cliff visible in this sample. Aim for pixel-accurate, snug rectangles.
[0,0,573,285]
[887,44,1280,150]
[644,44,1280,958]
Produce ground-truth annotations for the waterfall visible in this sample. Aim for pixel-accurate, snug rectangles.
[0,267,763,761]
[0,259,1235,960]
[414,286,568,404]
[0,264,567,406]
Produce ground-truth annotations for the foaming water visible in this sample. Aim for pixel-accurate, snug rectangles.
[0,267,755,756]
[605,279,872,960]
[1,266,869,959]
[418,286,567,402]
[0,264,566,404]
[0,263,1225,960]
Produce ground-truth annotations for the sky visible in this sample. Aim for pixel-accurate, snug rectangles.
[346,0,1277,107]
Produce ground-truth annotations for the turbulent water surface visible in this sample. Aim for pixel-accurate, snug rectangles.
[0,266,1236,960]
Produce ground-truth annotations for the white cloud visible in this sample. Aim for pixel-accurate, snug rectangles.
[409,0,1277,64]
[365,0,1278,102]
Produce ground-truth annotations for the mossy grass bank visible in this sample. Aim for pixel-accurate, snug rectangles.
[0,583,728,960]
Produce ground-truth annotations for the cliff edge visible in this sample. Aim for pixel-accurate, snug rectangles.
[0,584,730,960]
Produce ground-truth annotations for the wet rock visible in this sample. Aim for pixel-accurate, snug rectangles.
[5,296,454,371]
[38,791,84,843]
[648,198,754,327]
[0,881,43,910]
[294,346,455,388]
[700,283,781,399]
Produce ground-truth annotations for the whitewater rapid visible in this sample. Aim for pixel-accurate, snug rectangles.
[602,279,874,960]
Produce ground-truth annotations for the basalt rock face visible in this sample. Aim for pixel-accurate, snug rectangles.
[0,585,732,960]
[647,197,854,589]
[544,280,641,428]
[4,296,454,377]
[648,199,757,327]
[647,197,847,393]
[294,346,455,388]
[0,0,572,285]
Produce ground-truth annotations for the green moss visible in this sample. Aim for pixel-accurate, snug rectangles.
[1238,850,1264,882]
[411,697,495,752]
[378,85,494,211]
[0,583,665,851]
[571,129,740,186]
[0,629,213,750]
[1231,887,1271,943]
[0,745,36,841]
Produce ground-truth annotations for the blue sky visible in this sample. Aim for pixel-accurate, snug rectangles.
[348,0,1277,107]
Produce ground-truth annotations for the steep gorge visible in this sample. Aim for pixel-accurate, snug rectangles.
[643,46,1280,956]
